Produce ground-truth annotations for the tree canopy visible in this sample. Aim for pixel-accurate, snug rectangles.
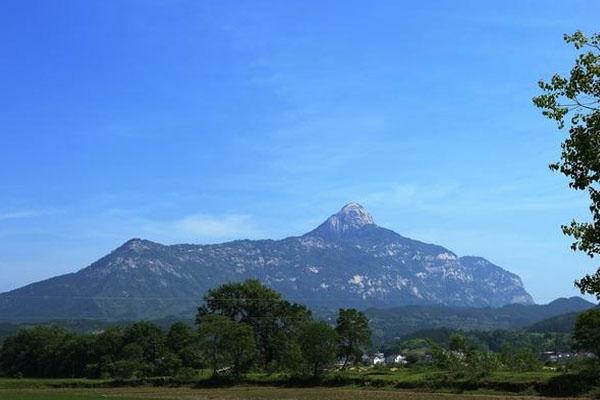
[573,308,600,357]
[197,314,256,376]
[533,30,600,298]
[299,321,338,378]
[335,308,371,369]
[197,279,311,366]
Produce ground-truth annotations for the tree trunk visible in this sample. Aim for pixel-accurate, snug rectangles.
[341,354,349,370]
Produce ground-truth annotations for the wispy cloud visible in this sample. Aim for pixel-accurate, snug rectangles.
[73,208,266,245]
[0,210,50,221]
[355,181,589,216]
[155,213,262,243]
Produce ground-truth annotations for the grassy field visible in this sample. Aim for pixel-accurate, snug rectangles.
[0,375,591,400]
[0,387,587,400]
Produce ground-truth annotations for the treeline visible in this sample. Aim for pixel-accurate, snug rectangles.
[394,327,573,354]
[392,333,544,374]
[2,280,598,381]
[0,280,371,379]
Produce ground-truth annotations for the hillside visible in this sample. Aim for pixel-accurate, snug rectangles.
[365,297,596,341]
[525,305,598,334]
[0,203,533,322]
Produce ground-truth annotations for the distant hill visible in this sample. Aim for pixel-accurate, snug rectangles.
[1,297,593,346]
[0,316,193,344]
[0,203,533,322]
[525,312,581,334]
[525,305,599,334]
[365,297,596,342]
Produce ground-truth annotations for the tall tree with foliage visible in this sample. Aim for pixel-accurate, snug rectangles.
[573,308,600,358]
[298,321,338,378]
[197,279,311,365]
[533,31,600,298]
[197,315,256,377]
[122,321,166,375]
[0,326,71,378]
[335,308,372,368]
[166,322,201,369]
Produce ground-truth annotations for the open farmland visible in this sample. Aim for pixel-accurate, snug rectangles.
[0,386,587,400]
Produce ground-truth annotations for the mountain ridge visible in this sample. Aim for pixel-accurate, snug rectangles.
[0,203,534,322]
[365,296,596,341]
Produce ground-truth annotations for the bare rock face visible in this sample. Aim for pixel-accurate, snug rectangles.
[314,202,376,235]
[0,203,535,321]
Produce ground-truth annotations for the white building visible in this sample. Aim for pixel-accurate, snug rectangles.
[362,352,385,365]
[385,354,407,365]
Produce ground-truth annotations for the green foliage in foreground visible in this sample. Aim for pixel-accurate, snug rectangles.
[197,314,256,376]
[1,280,597,392]
[574,308,600,357]
[0,280,366,380]
[336,308,372,369]
[533,30,600,299]
[0,365,598,398]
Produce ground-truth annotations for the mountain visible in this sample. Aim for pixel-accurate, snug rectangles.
[525,300,598,334]
[0,203,534,322]
[525,312,582,334]
[365,296,596,342]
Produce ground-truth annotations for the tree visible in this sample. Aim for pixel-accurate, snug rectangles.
[268,331,305,373]
[298,321,338,378]
[166,322,201,369]
[335,308,372,369]
[448,333,470,353]
[533,31,600,298]
[465,351,500,377]
[166,322,195,354]
[227,323,257,377]
[88,325,125,378]
[500,343,542,372]
[197,279,311,365]
[573,308,600,357]
[57,333,96,378]
[122,321,166,375]
[0,326,70,377]
[197,315,256,377]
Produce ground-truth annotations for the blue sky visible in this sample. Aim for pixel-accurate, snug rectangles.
[1,0,599,303]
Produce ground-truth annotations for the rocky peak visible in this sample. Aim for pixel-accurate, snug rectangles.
[308,202,376,238]
[116,238,161,254]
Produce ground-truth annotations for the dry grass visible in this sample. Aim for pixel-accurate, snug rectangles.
[0,386,586,400]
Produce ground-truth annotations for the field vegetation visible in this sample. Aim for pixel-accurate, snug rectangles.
[1,280,599,398]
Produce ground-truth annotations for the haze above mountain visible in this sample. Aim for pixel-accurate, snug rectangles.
[0,203,535,322]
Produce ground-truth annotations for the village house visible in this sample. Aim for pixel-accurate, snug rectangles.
[385,354,408,365]
[362,352,385,365]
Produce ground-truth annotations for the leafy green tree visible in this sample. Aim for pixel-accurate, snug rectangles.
[88,325,125,378]
[121,321,166,376]
[166,322,201,369]
[269,331,306,373]
[166,322,195,354]
[109,359,145,379]
[430,340,462,371]
[0,326,70,377]
[197,315,256,377]
[228,323,257,377]
[533,31,600,298]
[448,333,470,353]
[93,325,125,361]
[500,343,542,372]
[335,308,372,368]
[197,279,311,365]
[466,351,500,377]
[573,308,600,357]
[298,321,338,378]
[57,333,96,378]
